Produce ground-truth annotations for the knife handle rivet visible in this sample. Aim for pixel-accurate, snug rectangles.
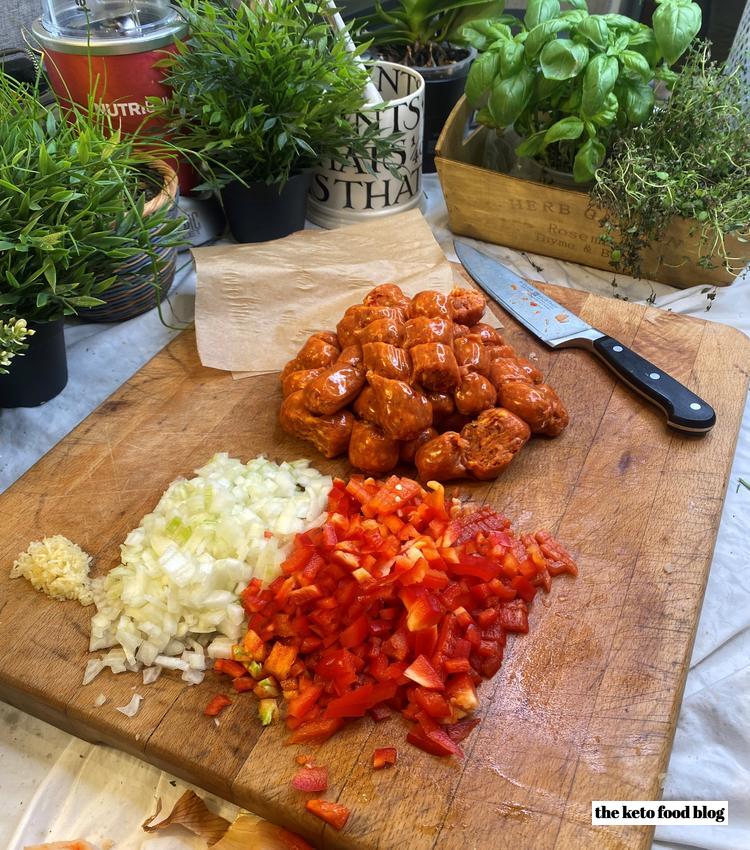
[649,372,660,380]
[613,345,623,352]
[690,402,702,410]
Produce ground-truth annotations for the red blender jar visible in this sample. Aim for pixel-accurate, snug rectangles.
[32,1,191,186]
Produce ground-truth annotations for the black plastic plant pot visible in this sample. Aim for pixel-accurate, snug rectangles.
[416,47,476,174]
[221,172,313,243]
[0,318,68,408]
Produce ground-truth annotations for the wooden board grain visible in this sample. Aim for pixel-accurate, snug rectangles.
[1,276,748,850]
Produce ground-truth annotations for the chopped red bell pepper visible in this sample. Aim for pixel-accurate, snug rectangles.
[305,799,350,831]
[264,643,298,680]
[372,747,397,769]
[287,718,343,744]
[404,655,444,691]
[291,765,328,792]
[204,694,231,717]
[214,659,248,679]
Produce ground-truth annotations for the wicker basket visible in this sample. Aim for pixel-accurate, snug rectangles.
[81,159,181,323]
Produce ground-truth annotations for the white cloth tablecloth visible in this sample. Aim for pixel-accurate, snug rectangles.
[1,175,748,850]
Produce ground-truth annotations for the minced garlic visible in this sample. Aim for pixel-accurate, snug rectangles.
[10,535,94,605]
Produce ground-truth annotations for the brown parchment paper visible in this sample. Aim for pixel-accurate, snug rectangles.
[193,210,496,378]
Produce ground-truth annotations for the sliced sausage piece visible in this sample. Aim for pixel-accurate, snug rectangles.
[282,367,325,398]
[367,371,433,440]
[362,342,411,381]
[426,390,455,425]
[489,357,543,389]
[415,432,468,481]
[303,364,365,415]
[453,335,490,376]
[356,317,405,346]
[399,426,438,464]
[454,372,497,416]
[335,344,363,367]
[469,323,504,346]
[449,287,486,326]
[402,316,454,349]
[337,305,408,347]
[296,335,341,369]
[485,343,518,364]
[410,342,461,392]
[497,381,569,436]
[363,283,411,312]
[348,419,400,475]
[410,290,453,320]
[461,408,531,480]
[279,391,354,459]
[353,385,378,423]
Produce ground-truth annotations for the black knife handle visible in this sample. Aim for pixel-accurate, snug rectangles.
[592,335,716,433]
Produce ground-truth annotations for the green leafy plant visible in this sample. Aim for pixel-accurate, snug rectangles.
[0,318,33,374]
[154,0,400,191]
[0,72,185,324]
[463,0,702,182]
[356,0,510,64]
[592,44,750,278]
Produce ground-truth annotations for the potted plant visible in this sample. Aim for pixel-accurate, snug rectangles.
[0,319,33,375]
[593,43,750,281]
[154,0,399,243]
[0,72,185,407]
[356,0,503,171]
[461,0,701,183]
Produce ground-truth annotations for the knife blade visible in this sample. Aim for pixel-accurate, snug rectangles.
[454,240,716,433]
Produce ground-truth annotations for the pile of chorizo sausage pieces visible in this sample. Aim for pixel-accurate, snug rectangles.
[279,284,568,481]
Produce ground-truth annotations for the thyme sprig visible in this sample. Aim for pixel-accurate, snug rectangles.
[592,43,750,280]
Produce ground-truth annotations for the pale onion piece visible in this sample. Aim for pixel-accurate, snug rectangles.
[142,790,230,845]
[94,693,107,707]
[82,659,104,686]
[153,654,189,671]
[142,666,162,685]
[90,454,331,670]
[214,813,314,850]
[207,636,234,659]
[116,693,143,717]
[182,667,204,685]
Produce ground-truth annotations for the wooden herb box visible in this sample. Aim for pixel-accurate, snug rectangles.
[436,97,745,289]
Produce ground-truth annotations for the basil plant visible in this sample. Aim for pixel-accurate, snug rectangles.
[463,0,702,182]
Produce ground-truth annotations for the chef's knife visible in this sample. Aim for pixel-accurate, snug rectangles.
[454,240,716,433]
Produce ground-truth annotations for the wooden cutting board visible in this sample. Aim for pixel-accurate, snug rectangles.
[1,277,748,850]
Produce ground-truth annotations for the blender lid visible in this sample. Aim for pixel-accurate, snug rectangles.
[31,13,188,55]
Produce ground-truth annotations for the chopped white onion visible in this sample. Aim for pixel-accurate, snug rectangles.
[82,659,104,686]
[94,693,107,707]
[142,666,162,685]
[116,693,143,717]
[182,667,205,685]
[88,454,331,672]
[207,636,234,659]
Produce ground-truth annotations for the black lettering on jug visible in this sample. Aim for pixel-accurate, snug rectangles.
[310,173,330,203]
[334,178,363,209]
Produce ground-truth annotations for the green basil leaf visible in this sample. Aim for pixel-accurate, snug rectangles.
[524,19,568,58]
[515,130,547,158]
[540,38,589,80]
[573,136,605,181]
[466,51,499,106]
[566,0,588,9]
[559,9,588,24]
[525,0,561,29]
[581,53,618,117]
[488,66,535,127]
[460,19,512,51]
[590,91,618,126]
[653,0,701,65]
[498,40,525,78]
[608,33,629,55]
[620,49,652,79]
[576,15,608,49]
[619,78,655,123]
[543,115,585,145]
[602,13,640,32]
